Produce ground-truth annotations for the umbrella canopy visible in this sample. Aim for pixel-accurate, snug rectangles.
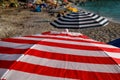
[0,31,120,80]
[108,38,120,48]
[50,12,109,29]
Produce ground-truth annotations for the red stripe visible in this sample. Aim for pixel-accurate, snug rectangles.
[27,49,117,64]
[0,47,28,54]
[1,79,6,80]
[2,38,39,44]
[112,58,120,64]
[37,41,120,53]
[11,62,120,80]
[0,60,15,68]
[26,35,104,44]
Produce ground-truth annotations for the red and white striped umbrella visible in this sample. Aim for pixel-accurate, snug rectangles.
[0,31,120,80]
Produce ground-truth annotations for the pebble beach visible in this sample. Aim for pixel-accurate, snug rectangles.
[0,8,120,43]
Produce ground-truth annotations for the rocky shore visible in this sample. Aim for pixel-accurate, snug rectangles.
[0,8,120,43]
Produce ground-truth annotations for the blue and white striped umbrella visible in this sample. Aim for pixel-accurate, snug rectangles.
[50,12,109,29]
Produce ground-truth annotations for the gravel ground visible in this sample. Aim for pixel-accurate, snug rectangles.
[0,8,120,43]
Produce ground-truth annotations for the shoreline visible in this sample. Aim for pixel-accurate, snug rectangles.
[77,5,120,24]
[0,8,120,43]
[108,19,120,24]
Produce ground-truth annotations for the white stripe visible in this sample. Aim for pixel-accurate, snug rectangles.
[0,68,8,78]
[0,41,33,49]
[67,13,94,17]
[56,20,96,24]
[88,13,94,16]
[32,44,108,57]
[66,14,98,19]
[96,17,103,22]
[92,15,99,19]
[78,20,96,24]
[20,55,120,73]
[70,13,88,16]
[4,70,74,80]
[52,22,102,28]
[68,14,94,17]
[70,12,90,16]
[106,52,120,59]
[33,44,120,59]
[60,16,103,24]
[100,19,108,24]
[12,37,44,41]
[78,22,102,27]
[42,39,117,48]
[60,17,95,21]
[0,54,21,61]
[53,21,108,27]
[50,31,83,36]
[104,21,109,26]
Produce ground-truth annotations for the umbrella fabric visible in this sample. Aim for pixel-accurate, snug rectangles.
[0,35,45,78]
[50,12,109,29]
[108,38,120,48]
[0,31,120,80]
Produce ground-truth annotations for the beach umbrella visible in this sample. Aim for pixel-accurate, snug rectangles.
[0,31,120,80]
[50,11,109,29]
[108,38,120,48]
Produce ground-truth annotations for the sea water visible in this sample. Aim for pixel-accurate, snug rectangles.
[78,0,120,23]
